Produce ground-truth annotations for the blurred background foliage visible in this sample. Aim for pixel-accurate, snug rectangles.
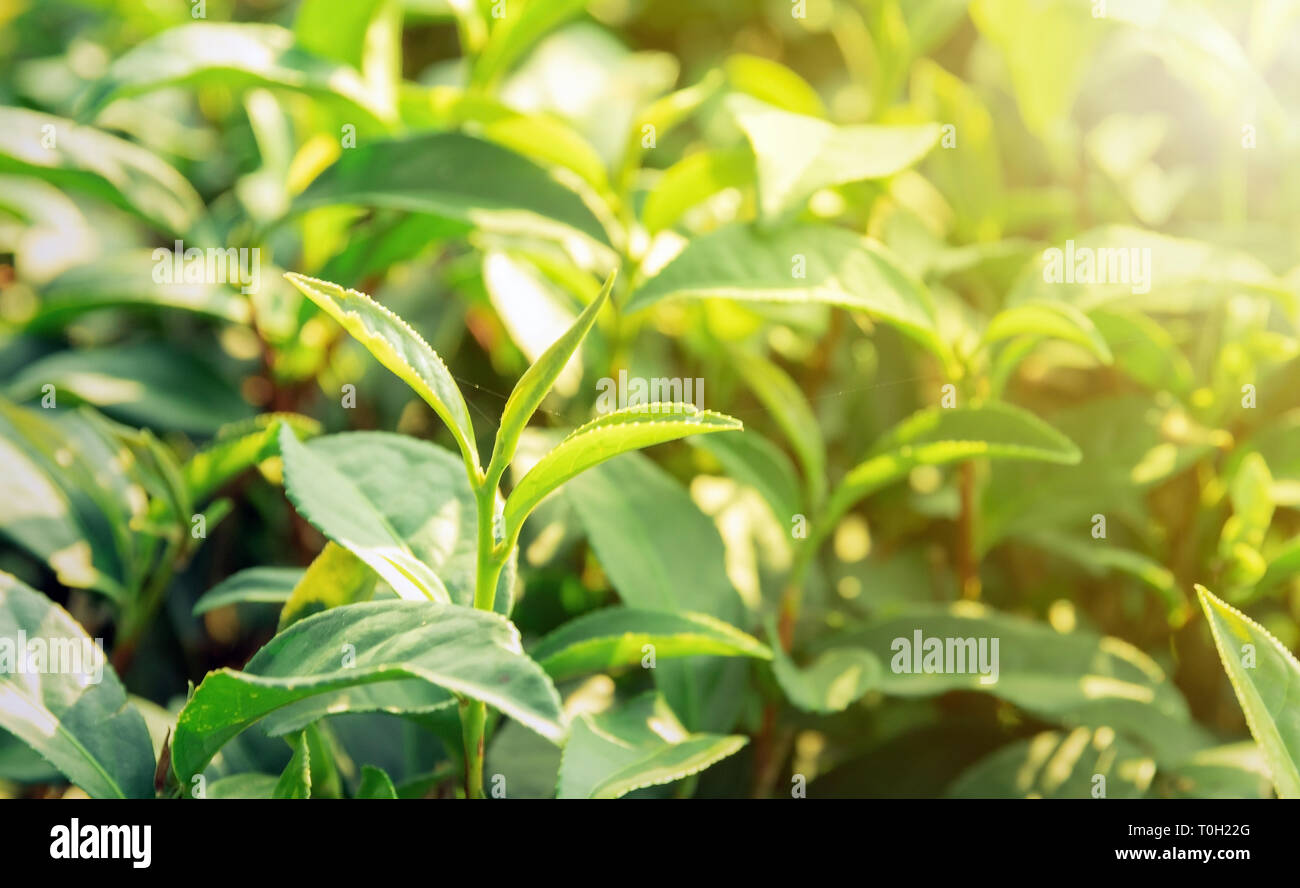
[1,0,1299,798]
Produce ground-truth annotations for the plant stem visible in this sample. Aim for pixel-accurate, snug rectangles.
[461,483,505,798]
[957,461,980,600]
[459,698,486,799]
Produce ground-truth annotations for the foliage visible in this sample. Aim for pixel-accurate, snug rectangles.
[1,0,1298,799]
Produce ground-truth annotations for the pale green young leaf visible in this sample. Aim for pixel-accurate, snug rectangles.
[0,572,155,798]
[531,607,771,681]
[182,412,322,505]
[172,600,566,784]
[1196,585,1300,798]
[284,273,479,475]
[471,0,589,87]
[641,147,755,235]
[728,94,939,220]
[724,54,826,117]
[981,301,1114,364]
[278,541,377,631]
[489,271,615,483]
[503,404,741,536]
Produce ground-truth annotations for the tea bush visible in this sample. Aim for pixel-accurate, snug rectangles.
[1,0,1298,800]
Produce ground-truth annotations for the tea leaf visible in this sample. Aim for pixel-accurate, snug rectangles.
[273,731,312,799]
[730,349,825,510]
[193,566,303,617]
[471,0,589,88]
[284,273,479,475]
[1196,585,1300,798]
[628,223,948,363]
[489,271,615,482]
[532,607,771,681]
[824,402,1082,532]
[728,94,939,219]
[503,404,741,535]
[724,54,826,118]
[948,728,1154,799]
[982,301,1113,364]
[0,572,155,798]
[556,693,746,798]
[172,600,566,783]
[293,132,611,250]
[769,623,882,715]
[357,765,399,799]
[278,542,377,631]
[829,603,1203,761]
[81,23,394,126]
[278,426,451,603]
[0,108,203,236]
[690,428,802,522]
[641,147,755,235]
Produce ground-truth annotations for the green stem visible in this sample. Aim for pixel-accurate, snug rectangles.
[461,482,506,798]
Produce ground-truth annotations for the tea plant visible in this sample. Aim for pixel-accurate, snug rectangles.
[1,0,1300,800]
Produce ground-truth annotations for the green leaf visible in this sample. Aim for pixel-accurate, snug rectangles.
[641,147,755,235]
[193,566,303,617]
[82,23,394,126]
[823,402,1082,533]
[357,764,399,799]
[284,273,479,475]
[729,349,825,510]
[278,426,450,603]
[489,271,614,481]
[278,542,377,631]
[206,773,280,799]
[531,607,771,681]
[0,572,155,798]
[628,223,948,363]
[471,0,589,87]
[273,731,312,799]
[829,602,1203,761]
[1089,308,1195,397]
[172,600,566,784]
[503,404,741,537]
[0,108,203,236]
[564,452,746,731]
[948,728,1155,799]
[293,132,611,250]
[8,343,253,434]
[1196,585,1300,798]
[981,301,1113,364]
[724,54,826,117]
[556,693,747,799]
[690,428,802,522]
[769,621,882,714]
[969,0,1103,139]
[728,94,939,219]
[286,431,514,613]
[27,251,250,329]
[182,413,322,505]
